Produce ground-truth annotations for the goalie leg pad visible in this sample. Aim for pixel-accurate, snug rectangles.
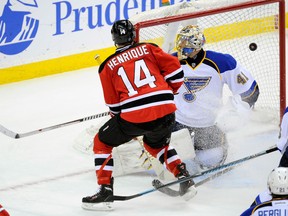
[138,128,197,181]
[73,125,99,155]
[74,126,196,180]
[169,128,196,160]
[150,128,197,180]
[193,125,227,150]
[195,146,228,169]
[143,144,182,176]
[112,139,148,176]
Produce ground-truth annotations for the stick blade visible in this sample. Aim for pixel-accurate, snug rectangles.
[182,185,197,201]
[0,124,18,138]
[152,179,180,197]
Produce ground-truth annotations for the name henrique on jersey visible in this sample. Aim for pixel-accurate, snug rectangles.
[98,43,184,123]
[174,49,258,127]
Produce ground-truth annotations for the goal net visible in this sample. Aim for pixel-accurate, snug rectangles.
[130,0,286,121]
[73,0,286,180]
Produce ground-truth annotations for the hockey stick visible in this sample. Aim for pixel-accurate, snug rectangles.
[0,111,110,139]
[112,146,278,201]
[152,166,235,197]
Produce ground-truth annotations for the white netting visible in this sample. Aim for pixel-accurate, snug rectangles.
[73,0,284,180]
[130,0,285,121]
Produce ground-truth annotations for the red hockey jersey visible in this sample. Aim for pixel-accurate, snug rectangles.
[99,43,184,123]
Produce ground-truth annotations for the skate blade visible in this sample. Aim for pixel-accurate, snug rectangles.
[82,202,114,211]
[182,186,197,201]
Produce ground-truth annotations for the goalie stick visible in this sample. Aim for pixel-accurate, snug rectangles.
[111,146,278,201]
[0,111,109,139]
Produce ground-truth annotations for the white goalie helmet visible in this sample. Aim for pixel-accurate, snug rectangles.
[267,167,288,195]
[175,25,206,58]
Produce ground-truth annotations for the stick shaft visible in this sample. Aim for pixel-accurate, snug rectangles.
[153,166,236,197]
[0,111,110,139]
[113,146,278,201]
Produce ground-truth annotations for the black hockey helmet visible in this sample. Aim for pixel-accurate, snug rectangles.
[111,19,135,46]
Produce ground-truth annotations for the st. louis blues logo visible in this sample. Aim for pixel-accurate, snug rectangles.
[0,0,39,55]
[182,76,211,102]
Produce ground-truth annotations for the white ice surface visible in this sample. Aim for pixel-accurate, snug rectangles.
[0,65,283,216]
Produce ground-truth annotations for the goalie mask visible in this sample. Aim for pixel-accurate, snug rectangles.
[267,167,288,195]
[176,25,205,58]
[111,20,136,46]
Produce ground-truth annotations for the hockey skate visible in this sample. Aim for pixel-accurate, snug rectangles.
[176,163,197,201]
[82,179,114,211]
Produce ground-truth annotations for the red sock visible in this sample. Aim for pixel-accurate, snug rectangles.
[0,204,10,216]
[143,143,182,177]
[93,134,113,185]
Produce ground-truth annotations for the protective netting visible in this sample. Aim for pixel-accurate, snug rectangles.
[130,0,285,121]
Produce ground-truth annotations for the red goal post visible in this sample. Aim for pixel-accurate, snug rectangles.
[130,0,286,120]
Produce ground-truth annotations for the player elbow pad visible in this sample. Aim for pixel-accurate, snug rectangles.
[241,84,260,107]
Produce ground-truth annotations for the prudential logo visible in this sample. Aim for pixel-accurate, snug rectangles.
[0,0,39,55]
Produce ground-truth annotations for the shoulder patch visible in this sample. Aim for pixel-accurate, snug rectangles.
[205,50,237,73]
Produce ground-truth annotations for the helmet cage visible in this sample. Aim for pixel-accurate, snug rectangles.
[176,25,205,57]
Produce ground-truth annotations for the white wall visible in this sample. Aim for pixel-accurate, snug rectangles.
[0,0,188,68]
[0,0,285,69]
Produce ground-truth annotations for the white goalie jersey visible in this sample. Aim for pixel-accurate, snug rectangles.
[174,49,257,128]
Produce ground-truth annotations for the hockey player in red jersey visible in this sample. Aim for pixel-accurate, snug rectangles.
[82,19,197,210]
